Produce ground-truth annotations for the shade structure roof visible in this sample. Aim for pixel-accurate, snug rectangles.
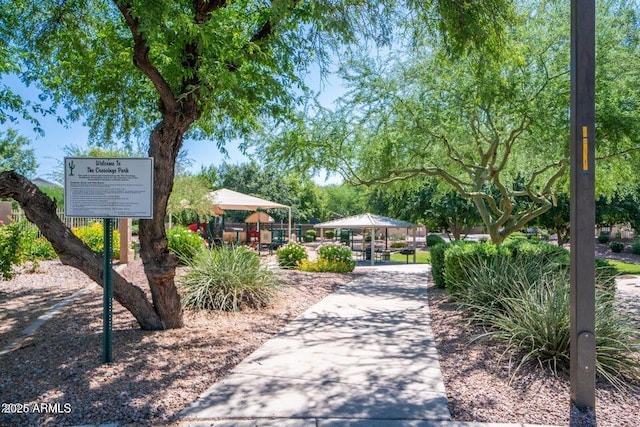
[207,188,289,211]
[314,213,416,229]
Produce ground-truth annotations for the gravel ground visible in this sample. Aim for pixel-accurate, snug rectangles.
[428,286,639,427]
[0,246,638,427]
[0,259,357,427]
[428,244,640,427]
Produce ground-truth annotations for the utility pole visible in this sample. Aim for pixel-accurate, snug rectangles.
[570,1,596,425]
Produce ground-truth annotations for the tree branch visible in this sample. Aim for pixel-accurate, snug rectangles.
[596,145,640,161]
[193,0,229,24]
[496,116,530,173]
[114,1,178,113]
[250,0,301,44]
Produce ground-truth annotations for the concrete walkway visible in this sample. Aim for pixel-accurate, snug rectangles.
[179,264,452,426]
[179,264,558,427]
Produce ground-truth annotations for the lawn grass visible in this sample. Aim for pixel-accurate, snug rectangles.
[390,250,431,264]
[608,260,640,275]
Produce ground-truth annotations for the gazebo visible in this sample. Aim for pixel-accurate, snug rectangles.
[314,213,418,265]
[207,188,292,245]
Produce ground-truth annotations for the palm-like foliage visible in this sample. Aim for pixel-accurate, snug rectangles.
[458,253,639,390]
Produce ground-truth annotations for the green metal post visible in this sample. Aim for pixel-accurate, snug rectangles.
[102,218,113,364]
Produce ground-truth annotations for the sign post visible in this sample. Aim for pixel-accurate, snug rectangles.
[570,1,596,424]
[65,157,153,364]
[102,218,113,363]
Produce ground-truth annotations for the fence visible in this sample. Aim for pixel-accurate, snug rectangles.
[11,207,120,231]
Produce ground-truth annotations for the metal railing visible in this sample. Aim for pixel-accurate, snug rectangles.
[11,207,120,231]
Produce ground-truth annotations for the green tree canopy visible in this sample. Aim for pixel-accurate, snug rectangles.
[263,0,640,243]
[167,173,212,223]
[0,0,514,329]
[0,128,37,176]
[321,183,368,218]
[368,178,481,240]
[211,161,324,222]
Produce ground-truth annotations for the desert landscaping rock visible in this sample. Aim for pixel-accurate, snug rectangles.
[0,253,638,426]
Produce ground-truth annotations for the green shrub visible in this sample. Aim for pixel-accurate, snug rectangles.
[0,221,59,280]
[459,255,640,390]
[505,231,528,243]
[311,243,356,272]
[167,225,205,263]
[609,241,625,253]
[325,230,335,240]
[298,258,355,273]
[72,222,121,259]
[27,236,57,261]
[390,241,407,249]
[304,229,317,242]
[429,243,449,288]
[630,239,640,255]
[276,241,308,269]
[13,225,57,261]
[317,243,353,263]
[180,246,277,311]
[0,220,30,280]
[506,240,569,269]
[598,231,610,244]
[444,241,511,297]
[426,234,446,247]
[339,231,350,245]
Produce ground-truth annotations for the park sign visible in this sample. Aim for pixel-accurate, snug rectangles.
[64,157,154,219]
[64,157,153,364]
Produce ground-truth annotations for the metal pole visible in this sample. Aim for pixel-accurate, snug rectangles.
[370,227,375,266]
[102,218,114,364]
[288,207,292,244]
[413,227,417,264]
[570,0,596,423]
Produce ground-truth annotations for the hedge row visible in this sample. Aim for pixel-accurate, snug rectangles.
[432,239,616,299]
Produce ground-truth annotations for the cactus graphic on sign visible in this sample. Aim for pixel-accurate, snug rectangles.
[68,160,75,176]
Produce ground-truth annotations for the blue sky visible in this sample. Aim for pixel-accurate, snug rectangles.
[4,67,346,185]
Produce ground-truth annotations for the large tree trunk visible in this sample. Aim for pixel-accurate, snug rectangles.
[137,116,191,329]
[450,221,463,241]
[0,171,164,330]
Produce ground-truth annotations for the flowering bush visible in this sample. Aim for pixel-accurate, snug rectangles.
[300,242,356,273]
[276,241,308,269]
[317,243,353,264]
[0,220,29,280]
[167,225,206,263]
[72,222,121,259]
[298,258,355,273]
[0,220,59,280]
[27,236,57,261]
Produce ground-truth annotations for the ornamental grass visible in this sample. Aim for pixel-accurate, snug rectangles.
[180,246,277,312]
